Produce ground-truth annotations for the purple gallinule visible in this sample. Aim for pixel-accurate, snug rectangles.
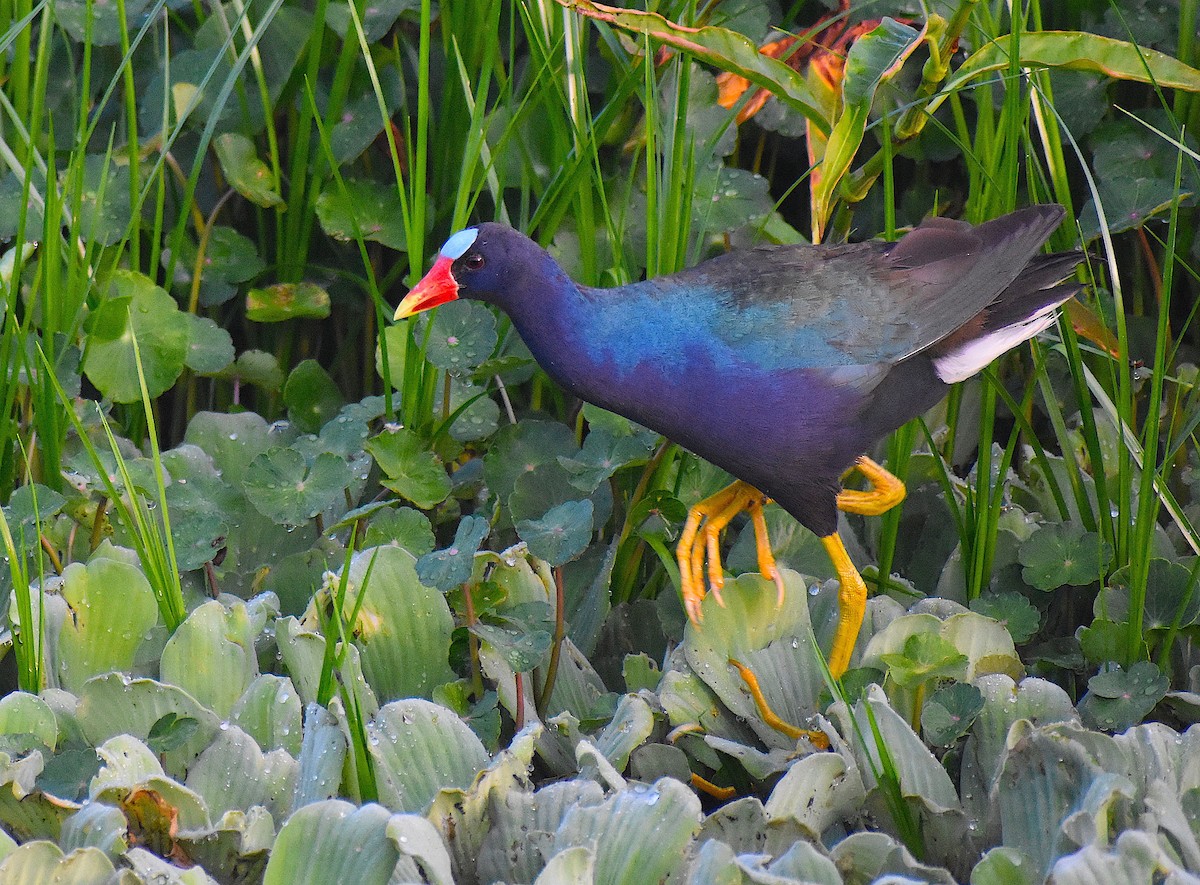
[395,206,1083,676]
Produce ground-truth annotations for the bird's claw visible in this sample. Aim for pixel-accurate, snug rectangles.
[676,480,779,625]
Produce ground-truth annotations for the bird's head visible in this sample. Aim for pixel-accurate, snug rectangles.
[393,223,545,319]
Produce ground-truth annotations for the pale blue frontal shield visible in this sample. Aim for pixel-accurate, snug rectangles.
[440,228,478,259]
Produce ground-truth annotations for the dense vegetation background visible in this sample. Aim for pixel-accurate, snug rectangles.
[0,0,1199,882]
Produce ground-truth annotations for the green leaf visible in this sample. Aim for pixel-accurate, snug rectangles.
[163,478,228,571]
[970,592,1042,643]
[182,313,235,374]
[516,499,593,566]
[558,0,826,131]
[246,282,332,322]
[439,376,501,442]
[173,225,267,307]
[878,632,969,689]
[360,506,435,556]
[550,777,701,884]
[216,349,286,391]
[472,604,554,673]
[264,801,400,885]
[1078,618,1142,665]
[948,30,1200,97]
[811,18,923,231]
[0,172,44,239]
[57,557,159,695]
[83,271,191,402]
[53,0,149,43]
[0,693,57,755]
[71,155,132,246]
[509,460,608,525]
[368,699,490,813]
[331,546,457,700]
[329,66,405,165]
[418,300,498,375]
[315,178,407,251]
[4,484,66,537]
[325,0,420,42]
[214,133,285,208]
[1079,661,1169,731]
[1105,558,1200,629]
[366,428,452,510]
[243,448,353,525]
[283,359,345,433]
[76,675,221,771]
[558,427,657,492]
[1019,523,1111,591]
[160,600,258,718]
[183,410,276,486]
[0,843,117,881]
[145,713,201,755]
[693,165,776,237]
[920,682,984,746]
[483,420,579,509]
[415,515,490,590]
[231,674,303,756]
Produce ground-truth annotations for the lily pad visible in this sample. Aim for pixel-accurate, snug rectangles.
[243,448,353,526]
[515,499,593,566]
[970,592,1041,644]
[216,349,286,391]
[483,420,579,509]
[473,603,555,673]
[182,313,235,374]
[283,359,345,434]
[921,682,985,746]
[1079,661,1169,731]
[246,282,332,322]
[415,514,490,590]
[71,154,132,246]
[417,300,498,375]
[173,225,266,307]
[1019,523,1111,591]
[4,484,67,538]
[315,178,407,251]
[82,271,191,402]
[365,427,452,510]
[324,0,420,42]
[215,133,285,208]
[879,632,969,689]
[360,506,435,555]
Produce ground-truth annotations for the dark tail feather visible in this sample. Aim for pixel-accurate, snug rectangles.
[980,251,1085,331]
[930,248,1083,383]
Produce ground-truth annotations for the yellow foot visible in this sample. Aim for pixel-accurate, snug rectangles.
[820,456,904,677]
[729,658,830,749]
[676,480,783,624]
[836,455,906,516]
[690,773,737,800]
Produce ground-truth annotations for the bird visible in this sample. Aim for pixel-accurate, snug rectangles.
[395,206,1083,677]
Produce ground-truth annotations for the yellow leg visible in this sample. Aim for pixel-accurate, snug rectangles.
[690,773,737,800]
[676,480,779,624]
[819,456,904,676]
[836,456,906,516]
[729,658,829,749]
[821,533,867,678]
[677,456,904,673]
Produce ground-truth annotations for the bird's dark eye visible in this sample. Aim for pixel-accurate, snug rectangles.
[463,253,485,270]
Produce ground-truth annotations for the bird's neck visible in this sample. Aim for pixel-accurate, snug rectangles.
[492,260,601,398]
